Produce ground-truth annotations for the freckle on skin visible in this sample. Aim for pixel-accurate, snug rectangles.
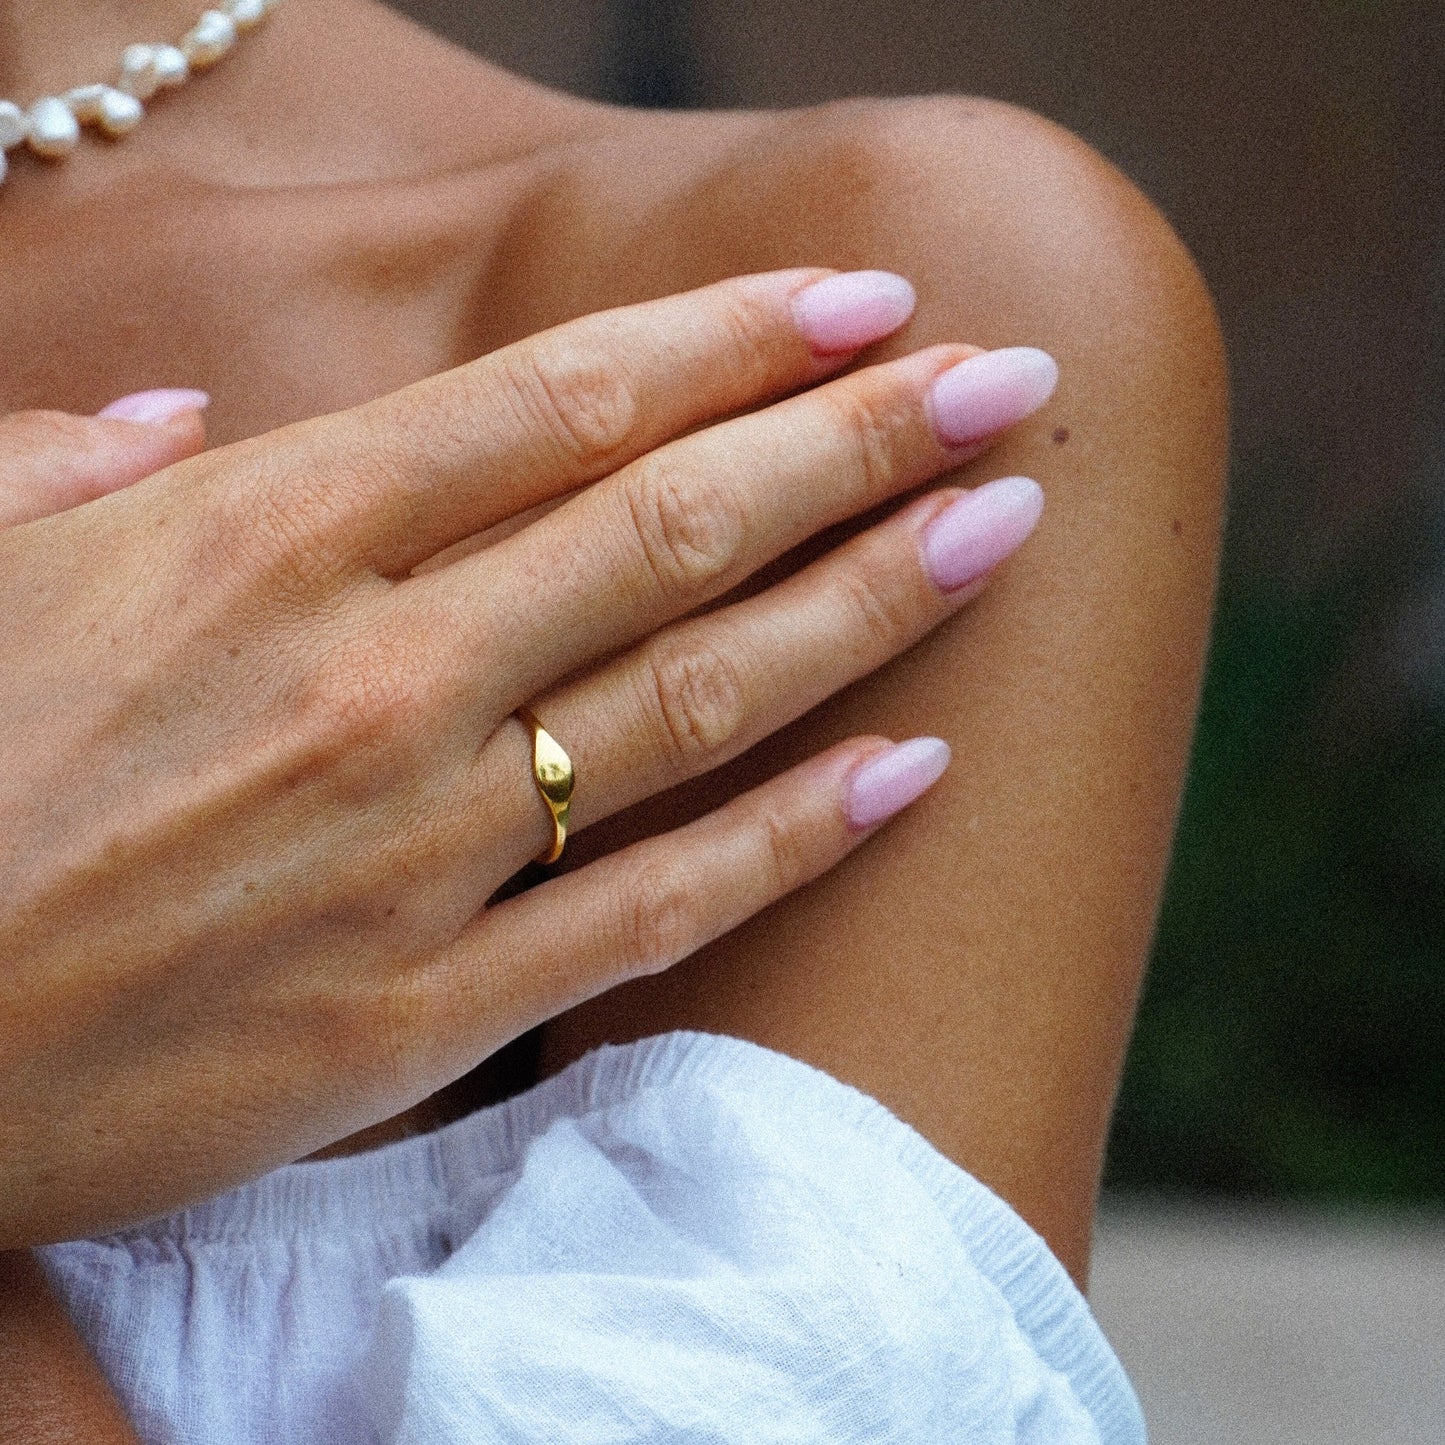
[1172,519,1183,537]
[1052,426,1070,445]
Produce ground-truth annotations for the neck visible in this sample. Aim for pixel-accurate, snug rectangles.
[0,1,201,99]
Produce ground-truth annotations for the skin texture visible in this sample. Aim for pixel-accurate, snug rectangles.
[0,1253,138,1445]
[2,274,1045,1247]
[0,0,1225,1430]
[0,413,213,1445]
[538,98,1228,1279]
[0,304,1041,1435]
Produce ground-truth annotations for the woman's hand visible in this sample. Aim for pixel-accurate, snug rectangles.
[0,390,203,1445]
[0,270,1053,1245]
[0,388,209,528]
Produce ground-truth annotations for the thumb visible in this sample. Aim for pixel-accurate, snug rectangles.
[0,388,210,529]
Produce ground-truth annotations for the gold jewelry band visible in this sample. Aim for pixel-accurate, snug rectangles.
[516,707,573,865]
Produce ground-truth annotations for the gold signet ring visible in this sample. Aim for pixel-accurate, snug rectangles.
[516,707,574,865]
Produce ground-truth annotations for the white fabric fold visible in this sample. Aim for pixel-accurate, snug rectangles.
[42,1031,1145,1444]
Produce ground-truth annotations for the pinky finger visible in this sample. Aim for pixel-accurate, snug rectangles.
[432,735,951,1059]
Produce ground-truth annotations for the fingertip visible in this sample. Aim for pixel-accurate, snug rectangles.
[927,347,1060,449]
[96,389,210,425]
[789,270,918,356]
[155,404,209,457]
[921,475,1045,594]
[94,390,211,468]
[83,422,205,489]
[842,735,952,830]
[0,400,212,527]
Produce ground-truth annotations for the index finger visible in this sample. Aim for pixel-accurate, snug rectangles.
[282,269,918,576]
[0,401,209,530]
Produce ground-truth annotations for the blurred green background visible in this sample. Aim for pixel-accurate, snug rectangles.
[1111,535,1445,1201]
[399,0,1445,1203]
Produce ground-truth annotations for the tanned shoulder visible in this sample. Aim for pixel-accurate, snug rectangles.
[494,92,1222,437]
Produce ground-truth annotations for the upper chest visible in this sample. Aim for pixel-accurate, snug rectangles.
[2,107,817,440]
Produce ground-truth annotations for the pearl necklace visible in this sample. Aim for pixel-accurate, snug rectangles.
[0,0,281,187]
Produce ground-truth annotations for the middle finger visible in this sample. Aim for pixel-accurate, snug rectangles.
[421,343,1058,711]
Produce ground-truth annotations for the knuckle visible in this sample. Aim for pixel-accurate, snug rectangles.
[199,443,355,593]
[236,479,335,565]
[646,635,750,765]
[295,630,431,769]
[502,333,640,467]
[836,564,914,653]
[713,284,796,389]
[292,958,430,1108]
[825,385,907,506]
[364,967,440,1099]
[296,977,386,1087]
[625,456,746,596]
[753,796,807,897]
[621,858,699,974]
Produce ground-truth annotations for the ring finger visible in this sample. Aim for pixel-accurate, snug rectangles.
[476,473,1044,868]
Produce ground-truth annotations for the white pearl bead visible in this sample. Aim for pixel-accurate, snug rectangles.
[152,45,191,89]
[182,10,238,69]
[25,97,81,159]
[63,84,108,122]
[0,3,273,187]
[0,101,29,151]
[97,87,145,138]
[223,0,268,31]
[119,44,161,100]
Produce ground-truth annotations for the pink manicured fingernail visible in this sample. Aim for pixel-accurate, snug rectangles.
[922,476,1044,593]
[790,271,917,356]
[97,388,210,424]
[845,737,952,829]
[927,347,1058,447]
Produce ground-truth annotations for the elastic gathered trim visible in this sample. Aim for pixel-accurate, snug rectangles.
[77,1029,1144,1442]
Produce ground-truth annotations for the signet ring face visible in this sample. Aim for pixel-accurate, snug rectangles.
[516,708,573,865]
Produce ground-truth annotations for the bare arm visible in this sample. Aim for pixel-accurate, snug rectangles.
[0,1252,139,1444]
[540,96,1229,1283]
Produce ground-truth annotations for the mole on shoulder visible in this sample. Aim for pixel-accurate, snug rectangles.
[1051,426,1070,445]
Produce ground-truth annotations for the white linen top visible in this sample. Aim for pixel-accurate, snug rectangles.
[41,1031,1145,1443]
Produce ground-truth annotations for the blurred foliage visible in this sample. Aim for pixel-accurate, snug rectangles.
[1107,529,1445,1202]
